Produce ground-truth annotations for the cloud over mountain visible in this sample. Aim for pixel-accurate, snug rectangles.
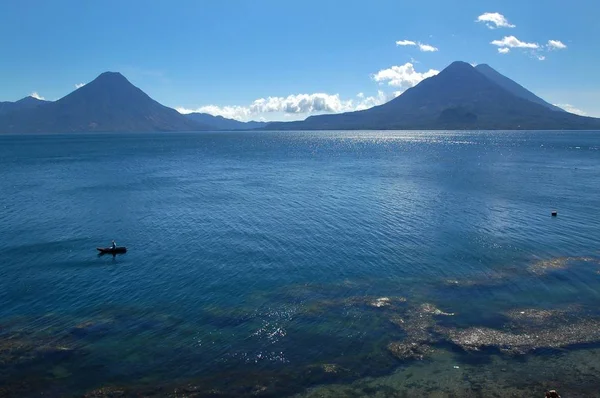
[177,91,398,122]
[554,103,586,116]
[372,62,440,89]
[30,92,45,100]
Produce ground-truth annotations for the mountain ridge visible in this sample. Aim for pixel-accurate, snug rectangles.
[263,61,600,131]
[0,96,49,116]
[0,72,210,133]
[184,112,267,130]
[1,62,598,133]
[474,64,565,113]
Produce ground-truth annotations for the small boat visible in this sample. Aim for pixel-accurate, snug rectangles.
[97,246,127,255]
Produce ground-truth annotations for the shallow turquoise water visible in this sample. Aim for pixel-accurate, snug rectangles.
[1,131,599,396]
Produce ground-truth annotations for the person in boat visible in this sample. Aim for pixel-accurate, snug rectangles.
[111,240,117,249]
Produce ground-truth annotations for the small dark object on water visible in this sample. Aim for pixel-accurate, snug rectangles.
[545,390,560,398]
[97,247,127,255]
[551,210,557,217]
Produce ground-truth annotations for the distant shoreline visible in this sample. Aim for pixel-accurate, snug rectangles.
[1,128,600,135]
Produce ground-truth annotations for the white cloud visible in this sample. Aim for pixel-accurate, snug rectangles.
[476,12,515,29]
[372,62,439,89]
[418,43,438,52]
[75,83,86,89]
[248,93,352,114]
[30,92,45,100]
[353,91,390,111]
[547,40,567,50]
[396,40,438,52]
[492,36,566,59]
[177,62,441,122]
[178,104,253,120]
[554,104,587,116]
[491,36,539,49]
[176,91,398,121]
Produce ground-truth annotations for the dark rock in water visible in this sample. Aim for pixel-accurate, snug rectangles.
[390,303,454,344]
[250,385,268,395]
[528,256,599,275]
[303,362,353,383]
[302,295,407,316]
[443,269,512,288]
[319,363,346,374]
[0,336,30,364]
[340,295,407,309]
[504,308,565,323]
[387,341,433,360]
[545,390,561,398]
[35,345,75,361]
[364,296,407,308]
[419,303,454,316]
[503,307,581,330]
[438,319,600,355]
[0,330,79,370]
[69,320,112,338]
[84,386,127,397]
[386,302,455,361]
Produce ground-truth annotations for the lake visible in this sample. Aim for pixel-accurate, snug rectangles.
[1,130,600,397]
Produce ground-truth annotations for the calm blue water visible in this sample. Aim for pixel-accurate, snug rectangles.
[1,131,599,396]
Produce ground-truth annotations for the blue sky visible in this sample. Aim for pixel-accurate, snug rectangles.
[1,0,597,121]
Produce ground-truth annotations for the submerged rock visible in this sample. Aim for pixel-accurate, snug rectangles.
[369,297,392,308]
[442,327,530,354]
[387,302,454,362]
[439,319,600,354]
[251,385,268,395]
[69,319,113,338]
[389,313,431,344]
[304,363,351,377]
[503,307,581,330]
[390,303,454,343]
[528,256,598,275]
[321,363,344,373]
[0,330,80,374]
[419,303,454,316]
[348,296,407,308]
[504,308,565,322]
[35,344,75,361]
[387,341,433,360]
[84,386,127,397]
[303,295,407,315]
[1,335,45,364]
